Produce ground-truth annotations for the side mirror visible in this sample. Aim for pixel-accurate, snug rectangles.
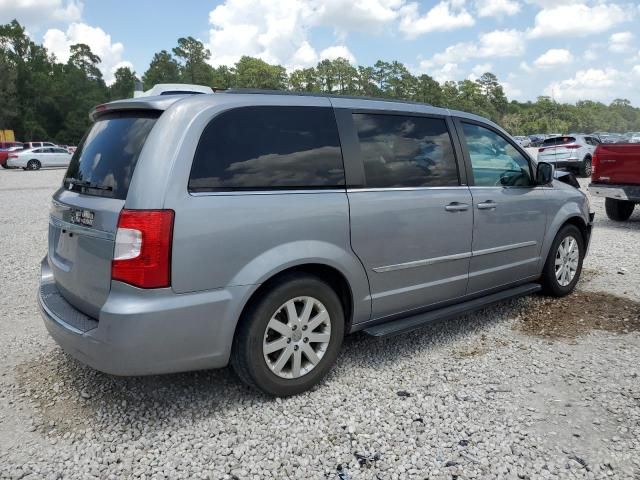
[536,162,554,185]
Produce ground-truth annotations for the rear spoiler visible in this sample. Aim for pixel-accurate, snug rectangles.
[89,96,187,121]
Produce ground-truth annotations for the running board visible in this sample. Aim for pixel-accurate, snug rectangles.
[363,283,541,338]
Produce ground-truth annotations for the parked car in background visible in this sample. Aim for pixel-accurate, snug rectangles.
[0,141,23,150]
[23,141,58,149]
[626,133,640,144]
[528,135,546,147]
[38,91,592,396]
[537,134,598,177]
[513,136,531,147]
[589,143,640,221]
[0,142,24,168]
[7,146,72,170]
[599,134,624,144]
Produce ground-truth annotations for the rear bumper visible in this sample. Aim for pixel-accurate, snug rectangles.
[588,183,640,202]
[39,257,253,375]
[546,159,582,169]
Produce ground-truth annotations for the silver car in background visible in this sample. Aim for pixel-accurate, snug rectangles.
[38,91,593,396]
[537,134,598,177]
[7,146,73,170]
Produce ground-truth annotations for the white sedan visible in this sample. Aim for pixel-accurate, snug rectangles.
[7,147,73,170]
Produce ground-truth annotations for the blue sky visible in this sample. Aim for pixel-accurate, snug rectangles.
[3,0,640,104]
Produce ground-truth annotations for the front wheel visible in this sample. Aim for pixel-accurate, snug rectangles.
[231,274,344,396]
[605,198,635,221]
[541,224,584,297]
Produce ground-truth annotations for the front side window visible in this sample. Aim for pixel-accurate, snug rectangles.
[353,113,459,188]
[189,106,344,191]
[461,123,533,187]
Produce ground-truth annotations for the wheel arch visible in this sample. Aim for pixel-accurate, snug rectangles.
[235,263,356,339]
[539,196,590,274]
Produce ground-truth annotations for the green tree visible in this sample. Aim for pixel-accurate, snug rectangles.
[413,74,443,106]
[172,37,213,84]
[142,50,181,89]
[233,56,287,89]
[109,66,137,100]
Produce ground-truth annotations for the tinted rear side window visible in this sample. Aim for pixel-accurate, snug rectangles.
[353,114,459,188]
[64,112,159,199]
[189,106,344,191]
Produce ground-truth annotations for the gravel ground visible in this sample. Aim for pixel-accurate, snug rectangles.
[1,168,639,480]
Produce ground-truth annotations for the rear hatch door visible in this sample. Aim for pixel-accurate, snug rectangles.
[48,111,160,318]
[538,136,576,164]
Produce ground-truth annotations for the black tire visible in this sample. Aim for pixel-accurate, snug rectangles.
[541,224,584,297]
[605,198,635,221]
[1,163,7,169]
[231,273,344,396]
[579,156,592,177]
[27,159,41,170]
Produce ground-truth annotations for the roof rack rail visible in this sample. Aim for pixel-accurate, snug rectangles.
[219,88,432,107]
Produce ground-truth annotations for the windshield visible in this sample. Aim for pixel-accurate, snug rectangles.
[64,111,160,199]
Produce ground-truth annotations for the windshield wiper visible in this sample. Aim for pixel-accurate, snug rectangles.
[64,178,113,192]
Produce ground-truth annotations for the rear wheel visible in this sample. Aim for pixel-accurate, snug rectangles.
[231,273,344,396]
[579,156,592,177]
[541,224,584,297]
[27,159,41,170]
[605,198,635,221]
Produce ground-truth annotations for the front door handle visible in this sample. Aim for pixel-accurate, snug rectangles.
[445,202,470,212]
[477,201,498,210]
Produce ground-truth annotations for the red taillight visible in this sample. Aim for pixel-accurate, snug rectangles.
[592,149,600,178]
[8,154,18,158]
[112,209,174,288]
[564,144,580,149]
[538,147,545,152]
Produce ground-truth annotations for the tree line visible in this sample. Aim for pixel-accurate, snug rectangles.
[2,19,640,145]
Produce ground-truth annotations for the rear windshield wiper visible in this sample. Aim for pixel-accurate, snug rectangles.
[64,178,113,192]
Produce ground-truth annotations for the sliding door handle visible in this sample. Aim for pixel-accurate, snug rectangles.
[445,202,470,212]
[477,201,498,210]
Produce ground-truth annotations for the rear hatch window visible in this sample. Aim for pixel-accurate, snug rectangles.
[542,136,576,147]
[64,111,160,200]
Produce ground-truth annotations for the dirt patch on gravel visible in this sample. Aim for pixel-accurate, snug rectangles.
[515,291,640,339]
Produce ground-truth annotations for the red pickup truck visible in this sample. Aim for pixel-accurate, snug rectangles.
[589,143,640,221]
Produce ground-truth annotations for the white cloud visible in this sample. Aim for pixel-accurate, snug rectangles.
[319,45,356,63]
[544,68,634,103]
[476,0,520,17]
[528,3,631,38]
[43,22,130,84]
[468,62,492,80]
[519,61,533,73]
[533,48,573,68]
[399,1,475,38]
[430,29,526,65]
[0,0,82,31]
[500,81,523,99]
[207,0,403,70]
[609,31,635,53]
[314,0,404,36]
[208,0,314,68]
[421,62,463,83]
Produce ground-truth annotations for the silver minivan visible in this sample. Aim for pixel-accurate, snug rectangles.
[39,91,593,396]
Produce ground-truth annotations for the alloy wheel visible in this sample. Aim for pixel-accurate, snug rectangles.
[555,235,579,287]
[262,296,331,379]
